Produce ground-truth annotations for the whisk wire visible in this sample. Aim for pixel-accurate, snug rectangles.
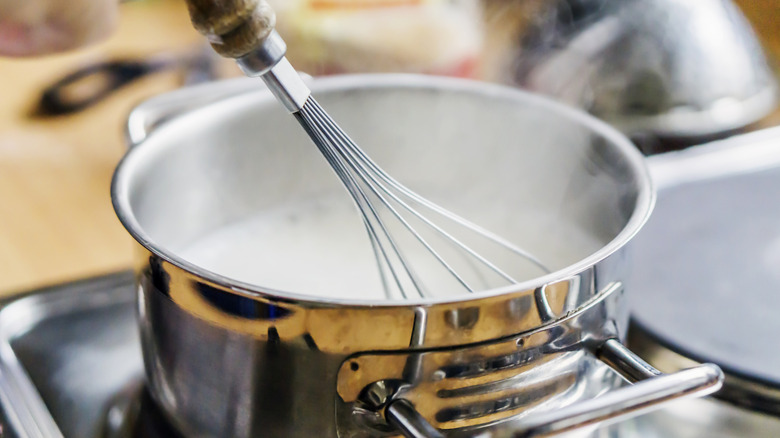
[294,96,552,299]
[297,114,408,298]
[328,113,551,275]
[305,101,478,293]
[296,103,428,299]
[337,137,519,286]
[304,100,545,284]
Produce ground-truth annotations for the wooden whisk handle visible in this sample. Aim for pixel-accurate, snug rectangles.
[184,0,276,58]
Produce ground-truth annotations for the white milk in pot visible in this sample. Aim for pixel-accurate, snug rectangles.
[178,190,603,301]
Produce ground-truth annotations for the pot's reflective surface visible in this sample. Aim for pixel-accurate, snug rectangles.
[0,274,756,438]
[140,261,635,437]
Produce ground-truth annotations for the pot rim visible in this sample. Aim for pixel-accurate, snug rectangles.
[111,73,655,308]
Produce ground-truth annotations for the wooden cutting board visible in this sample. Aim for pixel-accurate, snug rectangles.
[0,0,777,296]
[0,0,239,295]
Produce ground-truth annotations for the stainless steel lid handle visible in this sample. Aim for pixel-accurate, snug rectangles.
[386,339,724,438]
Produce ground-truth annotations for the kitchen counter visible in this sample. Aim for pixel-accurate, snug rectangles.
[0,0,238,295]
[740,0,780,130]
[0,0,777,296]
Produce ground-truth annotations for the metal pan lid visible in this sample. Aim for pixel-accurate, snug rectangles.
[628,127,780,414]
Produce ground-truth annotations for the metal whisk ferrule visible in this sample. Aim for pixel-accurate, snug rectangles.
[236,31,311,113]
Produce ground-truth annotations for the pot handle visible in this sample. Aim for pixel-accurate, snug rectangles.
[125,77,256,147]
[385,339,723,438]
[125,73,313,147]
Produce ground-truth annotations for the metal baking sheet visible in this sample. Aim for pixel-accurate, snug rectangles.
[0,272,142,438]
[630,126,780,387]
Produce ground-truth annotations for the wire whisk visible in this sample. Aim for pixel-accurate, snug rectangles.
[294,99,550,299]
[240,38,551,300]
[182,0,550,298]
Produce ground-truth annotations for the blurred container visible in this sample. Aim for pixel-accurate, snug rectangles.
[269,0,483,78]
[481,0,778,149]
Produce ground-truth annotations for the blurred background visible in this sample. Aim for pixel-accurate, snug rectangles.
[0,0,778,295]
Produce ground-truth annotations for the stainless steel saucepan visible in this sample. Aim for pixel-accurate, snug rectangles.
[112,75,722,437]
